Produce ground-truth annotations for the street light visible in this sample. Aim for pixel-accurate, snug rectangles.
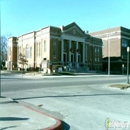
[127,47,130,83]
[108,34,110,76]
[94,30,117,76]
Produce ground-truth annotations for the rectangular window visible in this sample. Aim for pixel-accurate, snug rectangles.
[122,49,127,59]
[30,47,32,58]
[53,42,56,58]
[95,48,97,53]
[19,46,21,54]
[10,47,11,55]
[86,45,87,59]
[37,43,38,57]
[39,42,41,57]
[98,48,100,56]
[98,48,100,52]
[44,40,46,52]
[122,39,128,47]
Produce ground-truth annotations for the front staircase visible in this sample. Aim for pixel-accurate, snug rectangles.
[69,66,89,73]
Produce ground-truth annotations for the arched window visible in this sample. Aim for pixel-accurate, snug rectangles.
[26,44,29,58]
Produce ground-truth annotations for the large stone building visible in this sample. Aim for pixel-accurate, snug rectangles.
[7,22,103,73]
[90,26,130,74]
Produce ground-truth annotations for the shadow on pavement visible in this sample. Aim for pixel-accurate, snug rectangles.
[62,121,70,130]
[0,117,29,121]
[13,93,130,101]
[0,101,18,104]
[0,126,18,130]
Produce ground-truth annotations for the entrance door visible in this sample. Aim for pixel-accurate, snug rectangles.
[64,53,67,65]
[71,54,74,66]
[78,54,81,63]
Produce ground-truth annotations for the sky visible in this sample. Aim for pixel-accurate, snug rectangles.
[1,0,130,37]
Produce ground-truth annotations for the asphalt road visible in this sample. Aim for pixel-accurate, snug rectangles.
[1,74,130,130]
[1,74,127,92]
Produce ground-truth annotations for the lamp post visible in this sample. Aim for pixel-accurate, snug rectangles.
[94,30,117,76]
[127,47,129,83]
[108,34,110,76]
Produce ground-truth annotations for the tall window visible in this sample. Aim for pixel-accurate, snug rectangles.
[19,46,21,54]
[37,43,38,57]
[95,47,100,56]
[53,42,56,58]
[98,48,100,56]
[122,39,128,47]
[95,47,97,53]
[30,47,32,58]
[98,48,100,52]
[9,47,11,55]
[86,45,87,59]
[44,40,46,52]
[39,42,41,57]
[26,45,29,58]
[23,48,25,55]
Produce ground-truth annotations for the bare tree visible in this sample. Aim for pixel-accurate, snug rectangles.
[18,53,28,72]
[0,34,11,61]
[0,36,7,60]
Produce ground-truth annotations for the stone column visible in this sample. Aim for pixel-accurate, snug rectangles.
[69,40,71,67]
[82,42,85,64]
[76,41,78,67]
[61,39,64,63]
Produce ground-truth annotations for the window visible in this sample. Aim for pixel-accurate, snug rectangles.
[37,42,40,57]
[95,48,97,53]
[98,48,100,56]
[122,39,128,47]
[86,45,87,59]
[23,48,25,55]
[9,47,11,55]
[44,40,46,52]
[98,48,100,53]
[30,47,32,58]
[37,43,38,57]
[19,46,21,54]
[122,49,127,59]
[53,42,56,58]
[26,45,29,58]
[39,42,41,57]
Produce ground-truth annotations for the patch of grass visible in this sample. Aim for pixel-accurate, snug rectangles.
[109,84,130,90]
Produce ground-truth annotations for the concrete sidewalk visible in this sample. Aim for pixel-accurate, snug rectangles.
[0,97,62,130]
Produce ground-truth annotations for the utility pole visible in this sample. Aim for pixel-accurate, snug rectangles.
[127,47,130,83]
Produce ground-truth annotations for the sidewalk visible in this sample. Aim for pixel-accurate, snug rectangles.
[0,97,62,130]
[1,70,107,75]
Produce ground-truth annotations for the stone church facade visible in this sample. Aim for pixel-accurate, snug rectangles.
[7,22,103,73]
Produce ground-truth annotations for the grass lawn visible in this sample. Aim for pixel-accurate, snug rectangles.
[109,84,130,89]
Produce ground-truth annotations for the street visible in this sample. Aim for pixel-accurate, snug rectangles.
[1,74,130,130]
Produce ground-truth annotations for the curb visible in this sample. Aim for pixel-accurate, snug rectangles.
[24,105,62,130]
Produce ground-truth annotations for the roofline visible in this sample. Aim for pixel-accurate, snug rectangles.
[90,26,130,34]
[8,36,18,40]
